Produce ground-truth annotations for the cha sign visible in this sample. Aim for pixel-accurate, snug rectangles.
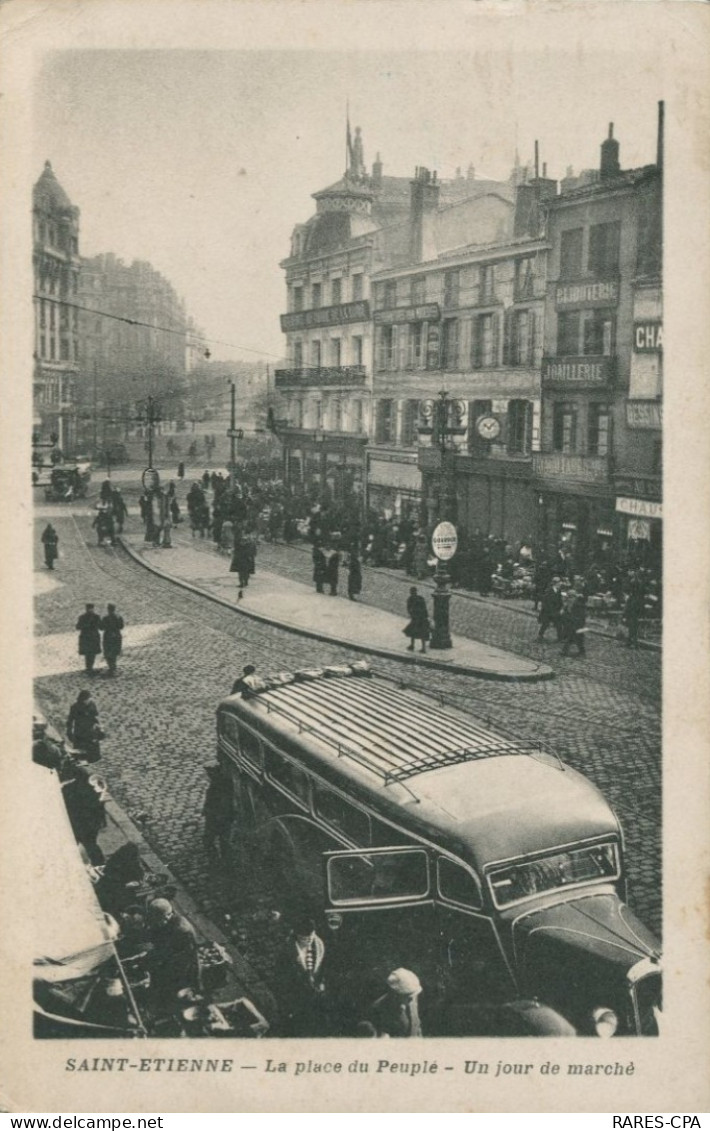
[432,521,458,561]
[633,322,663,352]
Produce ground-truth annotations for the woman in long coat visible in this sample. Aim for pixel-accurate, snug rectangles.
[312,545,327,594]
[41,523,59,569]
[66,689,103,762]
[347,553,362,601]
[101,603,124,676]
[403,587,431,654]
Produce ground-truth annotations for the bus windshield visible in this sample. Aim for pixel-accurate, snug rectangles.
[488,842,619,908]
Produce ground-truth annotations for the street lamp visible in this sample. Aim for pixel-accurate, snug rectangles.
[418,390,466,651]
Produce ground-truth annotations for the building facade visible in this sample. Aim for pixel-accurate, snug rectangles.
[369,167,551,552]
[273,130,516,513]
[535,115,663,571]
[77,253,188,450]
[32,162,82,452]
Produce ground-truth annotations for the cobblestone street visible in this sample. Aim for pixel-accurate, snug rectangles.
[33,509,662,1001]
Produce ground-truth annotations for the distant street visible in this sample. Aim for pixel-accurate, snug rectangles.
[33,497,661,1000]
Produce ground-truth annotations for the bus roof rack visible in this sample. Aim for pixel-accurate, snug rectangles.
[233,663,547,789]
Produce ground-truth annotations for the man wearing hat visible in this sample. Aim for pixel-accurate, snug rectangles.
[76,603,102,674]
[146,898,202,1013]
[202,763,235,860]
[370,968,424,1037]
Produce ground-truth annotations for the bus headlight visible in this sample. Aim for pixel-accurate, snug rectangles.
[325,912,343,931]
[592,1007,618,1037]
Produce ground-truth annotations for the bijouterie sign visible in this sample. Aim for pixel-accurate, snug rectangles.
[280,301,370,332]
[556,281,618,308]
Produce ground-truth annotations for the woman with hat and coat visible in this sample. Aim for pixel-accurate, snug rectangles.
[403,587,431,654]
[66,689,103,763]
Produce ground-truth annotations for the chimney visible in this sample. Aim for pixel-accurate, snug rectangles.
[372,152,383,188]
[657,101,664,170]
[409,166,440,262]
[600,122,620,179]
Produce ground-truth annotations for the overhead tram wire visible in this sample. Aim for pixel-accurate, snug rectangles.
[31,294,282,360]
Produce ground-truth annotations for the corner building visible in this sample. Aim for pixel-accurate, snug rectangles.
[535,115,663,571]
[32,162,82,452]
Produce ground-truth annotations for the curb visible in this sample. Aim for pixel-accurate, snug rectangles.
[118,536,555,684]
[268,539,663,655]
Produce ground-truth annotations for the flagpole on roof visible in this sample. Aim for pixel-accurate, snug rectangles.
[346,98,350,174]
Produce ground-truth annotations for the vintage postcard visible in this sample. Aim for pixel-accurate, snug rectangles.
[0,0,708,1115]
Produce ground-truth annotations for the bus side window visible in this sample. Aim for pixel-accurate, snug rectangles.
[370,816,417,849]
[220,714,240,749]
[265,750,309,808]
[238,726,263,773]
[313,783,370,845]
[437,856,483,911]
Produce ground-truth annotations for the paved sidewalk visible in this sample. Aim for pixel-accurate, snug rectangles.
[120,531,553,683]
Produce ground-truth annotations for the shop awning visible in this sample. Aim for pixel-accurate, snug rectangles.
[32,765,116,983]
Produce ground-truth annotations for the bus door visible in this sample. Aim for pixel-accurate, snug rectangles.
[322,846,437,1030]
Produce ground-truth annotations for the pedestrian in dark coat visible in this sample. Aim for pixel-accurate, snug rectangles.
[177,461,185,481]
[66,689,103,762]
[325,549,341,596]
[96,843,144,917]
[111,489,128,534]
[623,577,645,649]
[347,553,362,601]
[404,586,431,653]
[312,545,327,594]
[41,523,59,569]
[146,898,202,1013]
[76,603,102,673]
[560,590,587,657]
[231,664,256,695]
[101,603,124,676]
[274,914,328,1037]
[62,766,107,865]
[203,764,235,860]
[537,579,563,640]
[230,540,253,589]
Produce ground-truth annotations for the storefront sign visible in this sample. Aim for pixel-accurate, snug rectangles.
[368,457,422,492]
[542,357,613,386]
[280,300,370,332]
[633,321,662,352]
[626,401,663,429]
[555,281,619,309]
[533,453,609,483]
[615,497,663,519]
[432,521,458,561]
[373,303,440,325]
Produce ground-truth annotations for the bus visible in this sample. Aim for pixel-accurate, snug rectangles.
[217,662,661,1037]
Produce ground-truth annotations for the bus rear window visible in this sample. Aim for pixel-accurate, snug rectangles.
[327,848,429,905]
[489,843,619,907]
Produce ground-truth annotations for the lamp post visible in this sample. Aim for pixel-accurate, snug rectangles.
[418,390,466,650]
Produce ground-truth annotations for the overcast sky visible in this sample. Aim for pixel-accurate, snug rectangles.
[33,47,664,362]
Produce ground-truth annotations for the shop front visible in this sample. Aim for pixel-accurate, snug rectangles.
[282,430,367,507]
[614,486,662,572]
[366,449,423,520]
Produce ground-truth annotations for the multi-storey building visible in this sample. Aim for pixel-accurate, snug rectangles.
[77,253,188,447]
[32,162,82,452]
[368,165,552,548]
[274,128,515,510]
[535,110,663,571]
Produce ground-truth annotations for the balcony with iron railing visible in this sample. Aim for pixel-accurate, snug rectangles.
[274,366,368,388]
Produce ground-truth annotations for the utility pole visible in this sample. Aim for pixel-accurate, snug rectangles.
[92,359,98,456]
[229,380,236,487]
[137,395,162,468]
